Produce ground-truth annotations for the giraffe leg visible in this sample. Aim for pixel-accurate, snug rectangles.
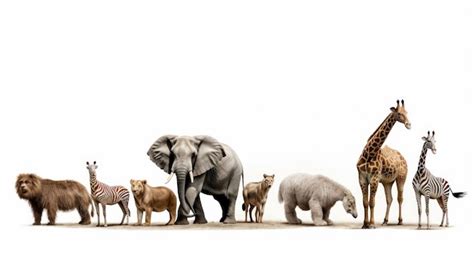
[424,196,430,229]
[414,188,422,229]
[437,198,445,227]
[359,173,369,229]
[368,177,379,228]
[395,175,406,225]
[382,182,394,225]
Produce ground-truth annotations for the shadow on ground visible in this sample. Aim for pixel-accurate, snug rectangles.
[33,221,448,231]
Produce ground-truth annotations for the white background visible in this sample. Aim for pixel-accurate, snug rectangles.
[0,1,472,264]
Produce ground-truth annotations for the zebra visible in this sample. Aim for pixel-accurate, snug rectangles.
[412,131,466,229]
[86,161,130,227]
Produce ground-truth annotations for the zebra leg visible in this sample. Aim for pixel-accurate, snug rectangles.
[95,201,101,227]
[382,182,394,225]
[101,204,107,227]
[414,188,422,229]
[444,196,449,227]
[424,196,430,229]
[437,198,445,227]
[118,202,126,225]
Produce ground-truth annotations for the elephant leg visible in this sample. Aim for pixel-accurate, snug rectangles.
[223,195,237,224]
[221,169,242,224]
[193,194,207,224]
[175,207,190,225]
[213,195,229,223]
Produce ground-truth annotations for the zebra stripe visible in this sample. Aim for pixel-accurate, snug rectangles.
[412,141,463,229]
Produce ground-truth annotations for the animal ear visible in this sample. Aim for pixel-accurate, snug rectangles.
[192,135,226,176]
[130,179,134,185]
[147,135,177,174]
[142,180,147,185]
[86,161,89,165]
[422,136,428,141]
[390,107,396,112]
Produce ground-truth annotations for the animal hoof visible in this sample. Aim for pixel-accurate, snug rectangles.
[361,223,370,229]
[33,222,41,226]
[325,219,334,226]
[382,219,388,225]
[398,219,403,225]
[175,219,189,225]
[47,222,55,226]
[79,220,91,225]
[223,218,236,224]
[104,224,108,227]
[194,218,208,224]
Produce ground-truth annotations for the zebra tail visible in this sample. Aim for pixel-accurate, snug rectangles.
[451,189,467,198]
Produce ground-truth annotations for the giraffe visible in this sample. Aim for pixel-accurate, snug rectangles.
[357,99,411,229]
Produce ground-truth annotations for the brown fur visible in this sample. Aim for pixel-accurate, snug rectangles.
[130,179,177,225]
[16,173,94,225]
[241,174,275,223]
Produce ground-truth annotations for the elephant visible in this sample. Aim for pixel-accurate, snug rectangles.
[147,135,244,225]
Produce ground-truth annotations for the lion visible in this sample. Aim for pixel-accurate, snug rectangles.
[130,179,177,225]
[16,173,94,225]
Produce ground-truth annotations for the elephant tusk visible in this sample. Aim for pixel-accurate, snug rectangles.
[165,172,174,184]
[189,172,194,183]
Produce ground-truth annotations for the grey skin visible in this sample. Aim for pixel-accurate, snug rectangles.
[147,135,243,225]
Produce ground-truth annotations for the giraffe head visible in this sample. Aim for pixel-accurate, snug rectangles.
[390,99,411,129]
[422,131,437,154]
[86,161,98,175]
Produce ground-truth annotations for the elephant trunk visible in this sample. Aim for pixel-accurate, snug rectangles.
[176,169,196,218]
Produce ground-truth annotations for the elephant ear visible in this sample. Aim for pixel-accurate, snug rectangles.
[147,135,177,174]
[193,135,226,176]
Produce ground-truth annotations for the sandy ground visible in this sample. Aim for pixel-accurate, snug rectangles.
[46,221,446,230]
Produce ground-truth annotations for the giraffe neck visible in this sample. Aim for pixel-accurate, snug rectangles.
[362,112,397,160]
[416,143,428,177]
